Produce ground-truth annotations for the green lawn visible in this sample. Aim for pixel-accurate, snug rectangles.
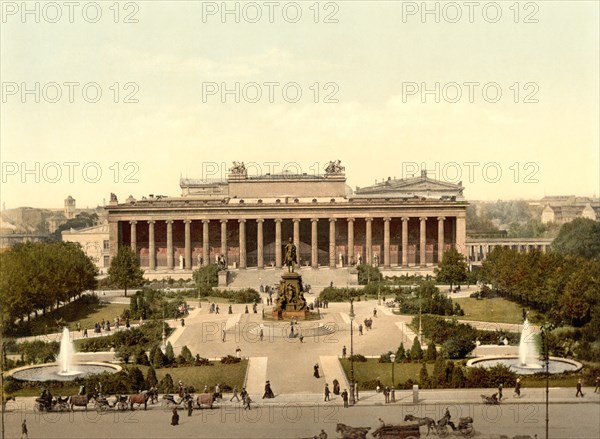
[24,301,129,336]
[8,361,248,397]
[137,361,248,391]
[340,359,434,389]
[454,297,524,324]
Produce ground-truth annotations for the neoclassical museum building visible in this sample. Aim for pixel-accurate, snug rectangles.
[106,162,468,272]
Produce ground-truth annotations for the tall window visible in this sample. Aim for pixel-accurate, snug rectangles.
[103,240,109,251]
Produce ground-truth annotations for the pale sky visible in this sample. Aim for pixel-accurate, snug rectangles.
[1,0,598,209]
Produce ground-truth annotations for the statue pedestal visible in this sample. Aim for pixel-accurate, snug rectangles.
[271,271,310,320]
[218,270,228,287]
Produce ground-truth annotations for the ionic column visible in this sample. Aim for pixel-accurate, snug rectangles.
[419,217,427,267]
[257,219,264,269]
[311,218,318,268]
[239,219,246,269]
[365,218,373,265]
[220,220,228,262]
[293,218,301,261]
[383,217,391,268]
[148,220,156,270]
[129,220,137,255]
[329,218,336,268]
[401,217,409,268]
[184,220,192,269]
[456,215,467,259]
[166,220,174,270]
[347,218,355,265]
[275,219,282,268]
[437,217,445,264]
[202,220,210,267]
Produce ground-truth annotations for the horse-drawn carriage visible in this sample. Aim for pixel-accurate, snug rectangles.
[403,415,474,438]
[33,396,70,412]
[372,421,421,439]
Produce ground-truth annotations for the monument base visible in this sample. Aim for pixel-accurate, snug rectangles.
[218,270,228,287]
[271,309,311,320]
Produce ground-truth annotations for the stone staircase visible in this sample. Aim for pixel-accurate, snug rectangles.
[227,267,358,291]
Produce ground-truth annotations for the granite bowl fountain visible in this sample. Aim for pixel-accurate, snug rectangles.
[467,318,582,375]
[9,327,121,382]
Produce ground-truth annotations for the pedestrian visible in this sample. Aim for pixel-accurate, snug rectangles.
[342,345,347,358]
[178,381,185,398]
[222,330,226,342]
[171,407,179,426]
[259,328,264,341]
[245,305,249,313]
[228,305,233,314]
[355,381,359,401]
[324,383,331,401]
[241,387,248,400]
[498,383,503,401]
[83,328,88,338]
[373,307,377,317]
[236,346,241,359]
[215,305,220,314]
[230,386,241,402]
[576,379,584,397]
[514,378,521,398]
[384,386,390,403]
[341,389,349,408]
[262,381,274,399]
[594,376,600,393]
[187,397,193,416]
[180,318,185,327]
[314,363,320,378]
[319,429,328,439]
[243,393,252,410]
[21,419,28,439]
[299,334,304,343]
[333,379,340,395]
[358,324,363,335]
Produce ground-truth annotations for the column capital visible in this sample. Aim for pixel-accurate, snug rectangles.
[183,219,192,224]
[274,218,283,223]
[293,218,301,223]
[311,218,319,223]
[419,216,428,222]
[256,218,264,224]
[202,219,210,224]
[365,217,373,222]
[220,219,228,224]
[347,218,355,223]
[437,216,446,221]
[383,217,391,222]
[129,220,137,225]
[401,217,409,222]
[147,220,156,225]
[329,218,337,223]
[165,220,174,225]
[238,219,246,224]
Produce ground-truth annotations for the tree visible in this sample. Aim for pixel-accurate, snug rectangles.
[179,345,194,364]
[158,373,174,393]
[193,264,219,291]
[451,366,466,388]
[127,366,145,392]
[419,363,430,388]
[552,218,600,260]
[145,366,158,388]
[425,342,437,361]
[108,246,145,297]
[395,343,406,362]
[152,346,167,368]
[435,248,468,290]
[165,342,175,364]
[410,336,424,361]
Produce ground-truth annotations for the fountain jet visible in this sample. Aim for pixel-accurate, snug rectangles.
[519,317,541,368]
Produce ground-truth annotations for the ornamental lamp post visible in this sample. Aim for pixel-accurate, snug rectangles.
[540,324,550,439]
[349,297,356,406]
[390,353,396,402]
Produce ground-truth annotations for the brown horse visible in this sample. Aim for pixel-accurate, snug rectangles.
[335,423,370,439]
[69,393,96,411]
[128,391,150,410]
[195,393,214,409]
[404,415,437,436]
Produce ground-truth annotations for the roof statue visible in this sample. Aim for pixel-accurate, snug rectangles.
[229,161,247,175]
[324,160,344,175]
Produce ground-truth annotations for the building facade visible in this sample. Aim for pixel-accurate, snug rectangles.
[106,164,468,272]
[61,223,110,270]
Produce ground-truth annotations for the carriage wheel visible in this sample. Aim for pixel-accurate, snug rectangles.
[118,402,128,411]
[161,400,172,409]
[437,425,449,438]
[460,425,474,437]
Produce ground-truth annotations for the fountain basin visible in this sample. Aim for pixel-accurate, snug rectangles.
[467,356,582,375]
[8,362,122,382]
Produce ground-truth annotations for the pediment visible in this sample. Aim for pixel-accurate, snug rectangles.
[355,176,464,197]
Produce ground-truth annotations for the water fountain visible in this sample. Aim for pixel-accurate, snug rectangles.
[467,318,582,375]
[8,327,121,382]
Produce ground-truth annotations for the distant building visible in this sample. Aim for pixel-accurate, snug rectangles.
[61,223,110,269]
[538,196,599,224]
